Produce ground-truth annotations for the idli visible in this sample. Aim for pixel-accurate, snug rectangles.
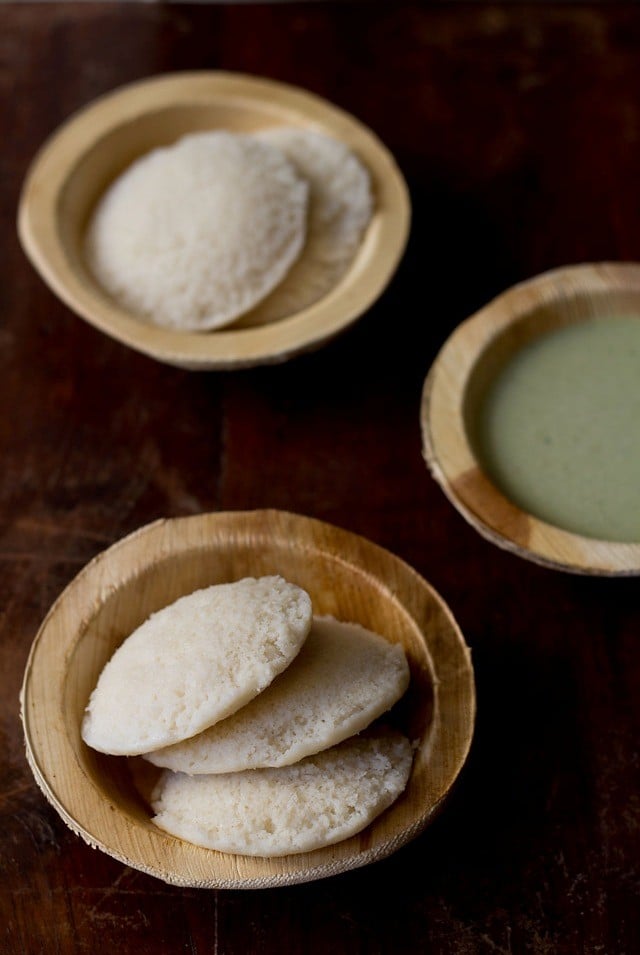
[145,615,410,773]
[81,576,312,756]
[84,131,308,331]
[150,728,413,856]
[239,126,373,325]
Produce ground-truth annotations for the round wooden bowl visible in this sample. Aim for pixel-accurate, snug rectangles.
[422,262,640,575]
[17,71,410,371]
[20,510,474,889]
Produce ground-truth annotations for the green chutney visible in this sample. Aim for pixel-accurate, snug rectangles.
[472,316,640,542]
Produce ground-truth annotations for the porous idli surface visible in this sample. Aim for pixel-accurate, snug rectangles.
[150,728,413,856]
[81,576,312,756]
[238,126,373,325]
[145,615,410,773]
[84,131,308,331]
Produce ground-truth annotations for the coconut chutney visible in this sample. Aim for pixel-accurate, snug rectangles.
[472,316,640,541]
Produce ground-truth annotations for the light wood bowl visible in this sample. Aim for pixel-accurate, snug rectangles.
[17,71,410,370]
[20,510,474,889]
[422,262,640,575]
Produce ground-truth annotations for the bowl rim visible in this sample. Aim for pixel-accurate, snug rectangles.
[17,70,411,371]
[20,509,475,889]
[421,261,640,576]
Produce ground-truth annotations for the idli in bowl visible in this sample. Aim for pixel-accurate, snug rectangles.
[17,71,411,370]
[20,510,475,889]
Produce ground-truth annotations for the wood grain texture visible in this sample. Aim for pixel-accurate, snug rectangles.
[2,3,640,953]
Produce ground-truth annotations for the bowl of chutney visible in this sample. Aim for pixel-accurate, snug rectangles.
[421,262,640,575]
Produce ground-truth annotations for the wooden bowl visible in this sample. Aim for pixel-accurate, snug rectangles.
[20,510,474,889]
[17,71,410,370]
[421,262,640,575]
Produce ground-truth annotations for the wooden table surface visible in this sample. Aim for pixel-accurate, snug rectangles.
[2,3,639,952]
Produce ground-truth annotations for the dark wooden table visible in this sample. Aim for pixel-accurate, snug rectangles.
[2,3,639,952]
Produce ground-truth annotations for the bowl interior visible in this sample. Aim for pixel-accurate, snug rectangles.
[59,102,324,325]
[422,263,640,574]
[463,284,640,443]
[23,511,471,888]
[63,536,434,830]
[20,73,411,368]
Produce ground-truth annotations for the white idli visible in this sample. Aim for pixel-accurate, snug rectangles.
[150,728,413,856]
[81,576,312,756]
[238,126,373,326]
[145,615,410,773]
[84,131,308,331]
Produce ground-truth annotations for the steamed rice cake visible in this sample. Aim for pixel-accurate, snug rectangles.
[240,126,374,324]
[145,615,410,773]
[150,728,413,856]
[81,576,312,756]
[84,131,309,331]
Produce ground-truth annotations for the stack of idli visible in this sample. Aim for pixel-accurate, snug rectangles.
[81,576,413,857]
[85,127,374,332]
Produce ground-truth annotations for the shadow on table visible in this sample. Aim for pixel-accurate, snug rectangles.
[239,171,522,404]
[251,637,587,950]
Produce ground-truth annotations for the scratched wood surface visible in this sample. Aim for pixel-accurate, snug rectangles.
[1,3,639,953]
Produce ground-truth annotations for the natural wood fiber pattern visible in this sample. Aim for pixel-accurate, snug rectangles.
[20,510,474,889]
[17,71,410,371]
[421,262,640,575]
[4,4,639,950]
